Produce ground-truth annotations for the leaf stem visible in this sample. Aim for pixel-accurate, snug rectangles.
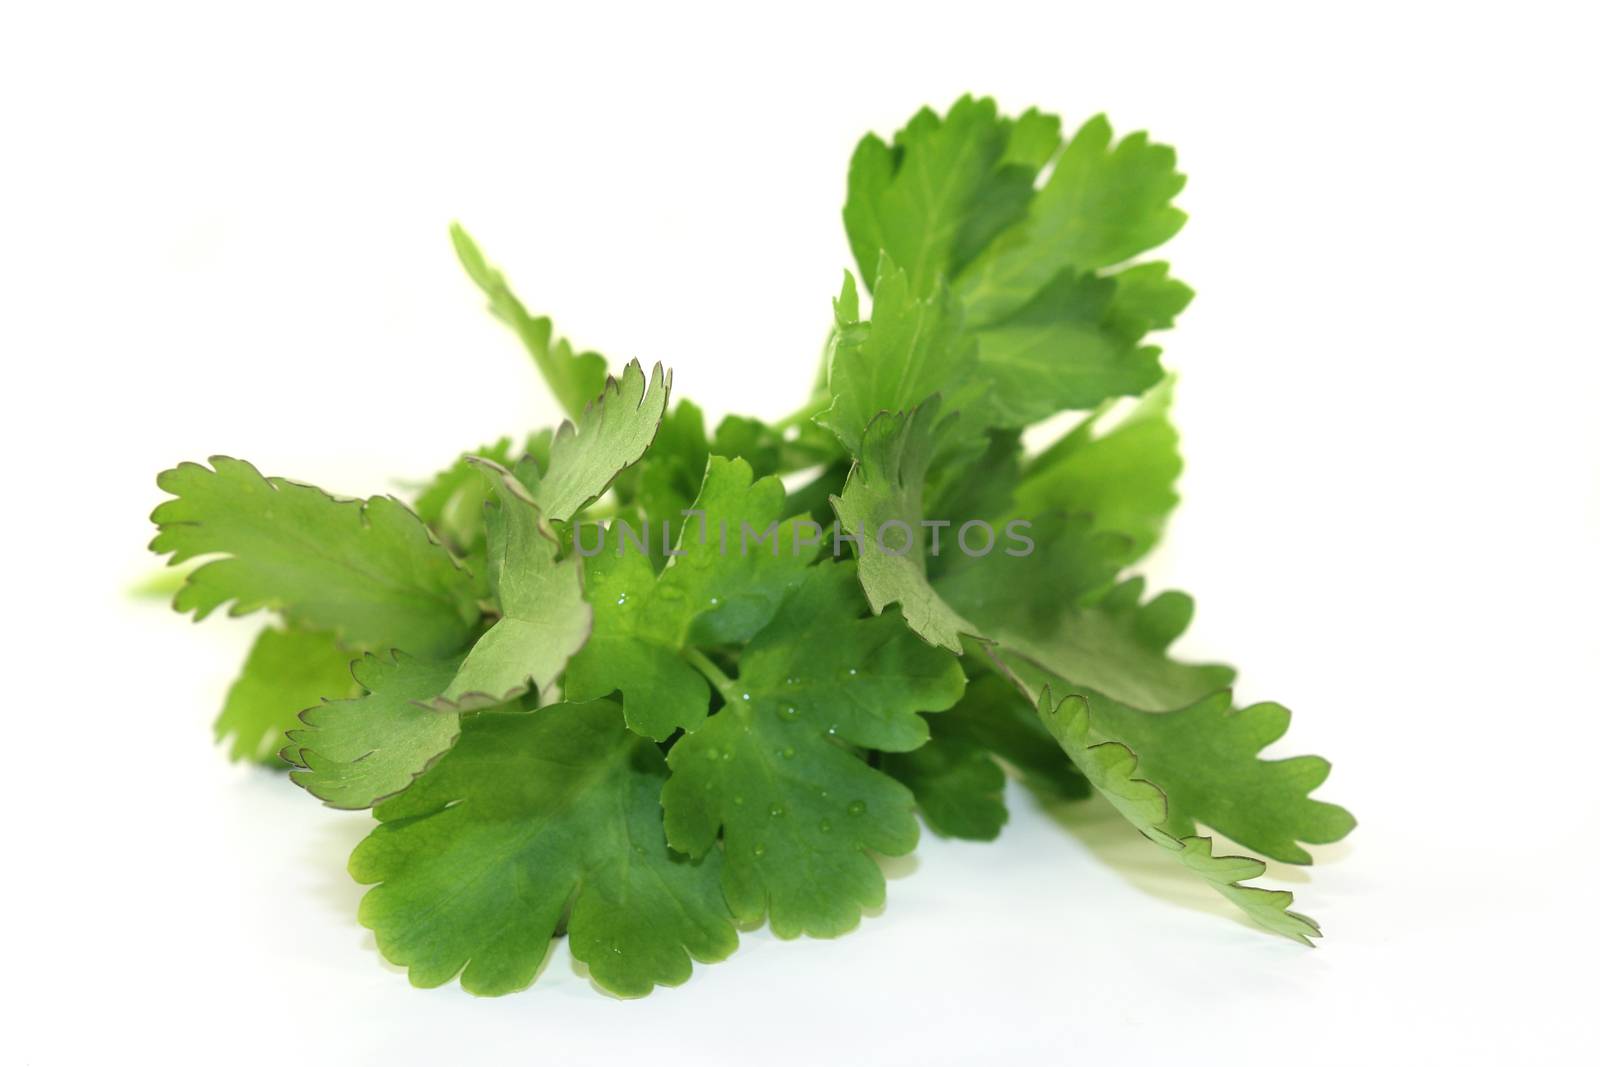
[682,647,741,705]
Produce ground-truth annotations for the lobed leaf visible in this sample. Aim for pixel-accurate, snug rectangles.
[831,399,977,653]
[662,563,964,936]
[968,269,1165,427]
[351,701,737,996]
[528,359,672,522]
[957,114,1187,327]
[564,456,815,739]
[844,95,1060,299]
[282,652,463,810]
[150,456,480,657]
[451,224,609,419]
[1016,377,1182,560]
[885,672,1089,840]
[993,578,1354,864]
[429,459,591,709]
[216,625,359,764]
[819,258,986,453]
[1037,688,1323,943]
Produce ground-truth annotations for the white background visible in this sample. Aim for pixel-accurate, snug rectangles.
[4,2,1597,1063]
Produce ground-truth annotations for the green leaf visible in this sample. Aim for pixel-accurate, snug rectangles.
[216,625,359,764]
[879,712,1008,840]
[818,257,984,454]
[632,400,711,564]
[150,457,480,657]
[831,399,976,653]
[934,511,1134,633]
[655,460,819,647]
[564,456,815,739]
[430,460,591,709]
[844,98,1065,297]
[742,561,966,751]
[949,108,1063,275]
[993,578,1355,864]
[836,101,1188,437]
[451,223,609,419]
[952,670,1091,802]
[526,360,672,522]
[885,671,1089,839]
[1076,689,1357,865]
[562,548,711,740]
[990,577,1235,712]
[837,105,1188,437]
[927,429,1023,527]
[843,96,1017,300]
[1106,261,1194,333]
[968,269,1164,427]
[710,415,785,478]
[411,437,515,555]
[662,563,964,936]
[283,652,462,810]
[1016,377,1182,560]
[351,700,737,997]
[1036,687,1323,943]
[957,115,1187,327]
[289,458,596,807]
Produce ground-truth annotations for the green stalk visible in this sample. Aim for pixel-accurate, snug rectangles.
[681,647,741,706]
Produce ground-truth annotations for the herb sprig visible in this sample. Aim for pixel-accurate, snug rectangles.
[151,97,1353,997]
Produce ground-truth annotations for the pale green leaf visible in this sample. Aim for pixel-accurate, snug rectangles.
[527,360,672,522]
[1037,687,1323,943]
[451,224,609,419]
[410,437,515,556]
[283,652,463,810]
[430,460,591,709]
[831,399,976,653]
[150,456,480,657]
[216,625,359,764]
[993,578,1355,864]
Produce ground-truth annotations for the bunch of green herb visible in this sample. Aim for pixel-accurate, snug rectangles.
[149,97,1353,997]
